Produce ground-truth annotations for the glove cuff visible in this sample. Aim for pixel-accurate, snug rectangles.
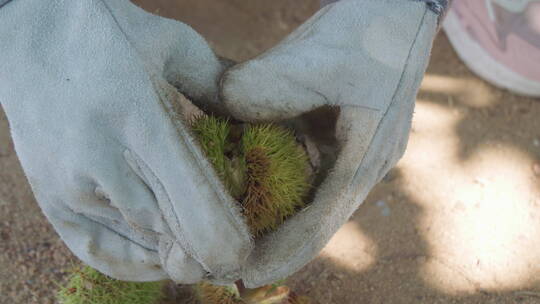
[420,0,452,26]
[420,0,450,15]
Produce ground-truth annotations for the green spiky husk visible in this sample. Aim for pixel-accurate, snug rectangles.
[191,116,247,199]
[192,116,310,237]
[57,266,164,304]
[241,124,310,236]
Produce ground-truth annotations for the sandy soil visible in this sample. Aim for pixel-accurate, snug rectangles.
[1,1,540,303]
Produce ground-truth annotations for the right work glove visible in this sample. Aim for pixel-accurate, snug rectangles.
[220,0,445,287]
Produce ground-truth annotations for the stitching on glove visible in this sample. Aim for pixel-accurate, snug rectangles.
[0,0,13,9]
[351,7,428,187]
[84,219,159,253]
[123,150,191,250]
[86,213,160,251]
[122,214,163,240]
[123,149,214,275]
[63,203,159,253]
[120,152,164,221]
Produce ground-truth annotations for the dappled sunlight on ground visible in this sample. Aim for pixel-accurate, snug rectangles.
[319,222,377,273]
[282,75,539,301]
[409,98,462,163]
[408,141,539,291]
[402,76,540,294]
[425,148,540,291]
[421,74,497,108]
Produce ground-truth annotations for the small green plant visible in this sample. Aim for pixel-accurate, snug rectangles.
[57,266,165,304]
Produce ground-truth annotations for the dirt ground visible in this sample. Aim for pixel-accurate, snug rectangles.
[1,1,540,303]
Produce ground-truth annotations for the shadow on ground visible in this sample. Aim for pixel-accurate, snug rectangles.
[287,32,540,303]
[288,167,540,304]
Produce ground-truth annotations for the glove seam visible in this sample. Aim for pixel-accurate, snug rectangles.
[123,149,209,271]
[350,7,429,186]
[85,213,160,251]
[67,205,159,253]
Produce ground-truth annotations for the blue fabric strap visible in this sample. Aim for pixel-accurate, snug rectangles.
[417,0,451,16]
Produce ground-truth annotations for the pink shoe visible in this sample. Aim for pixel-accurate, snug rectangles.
[443,0,540,97]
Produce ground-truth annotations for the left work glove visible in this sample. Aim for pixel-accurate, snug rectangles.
[221,0,445,287]
[0,0,252,284]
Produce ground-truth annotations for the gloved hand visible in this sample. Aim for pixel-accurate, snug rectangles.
[0,0,253,283]
[221,0,444,287]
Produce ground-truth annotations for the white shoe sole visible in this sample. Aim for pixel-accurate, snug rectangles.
[443,10,540,97]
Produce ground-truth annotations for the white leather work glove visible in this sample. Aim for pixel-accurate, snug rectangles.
[221,0,447,287]
[0,0,253,283]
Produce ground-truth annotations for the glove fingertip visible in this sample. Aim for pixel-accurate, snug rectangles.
[220,62,309,122]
